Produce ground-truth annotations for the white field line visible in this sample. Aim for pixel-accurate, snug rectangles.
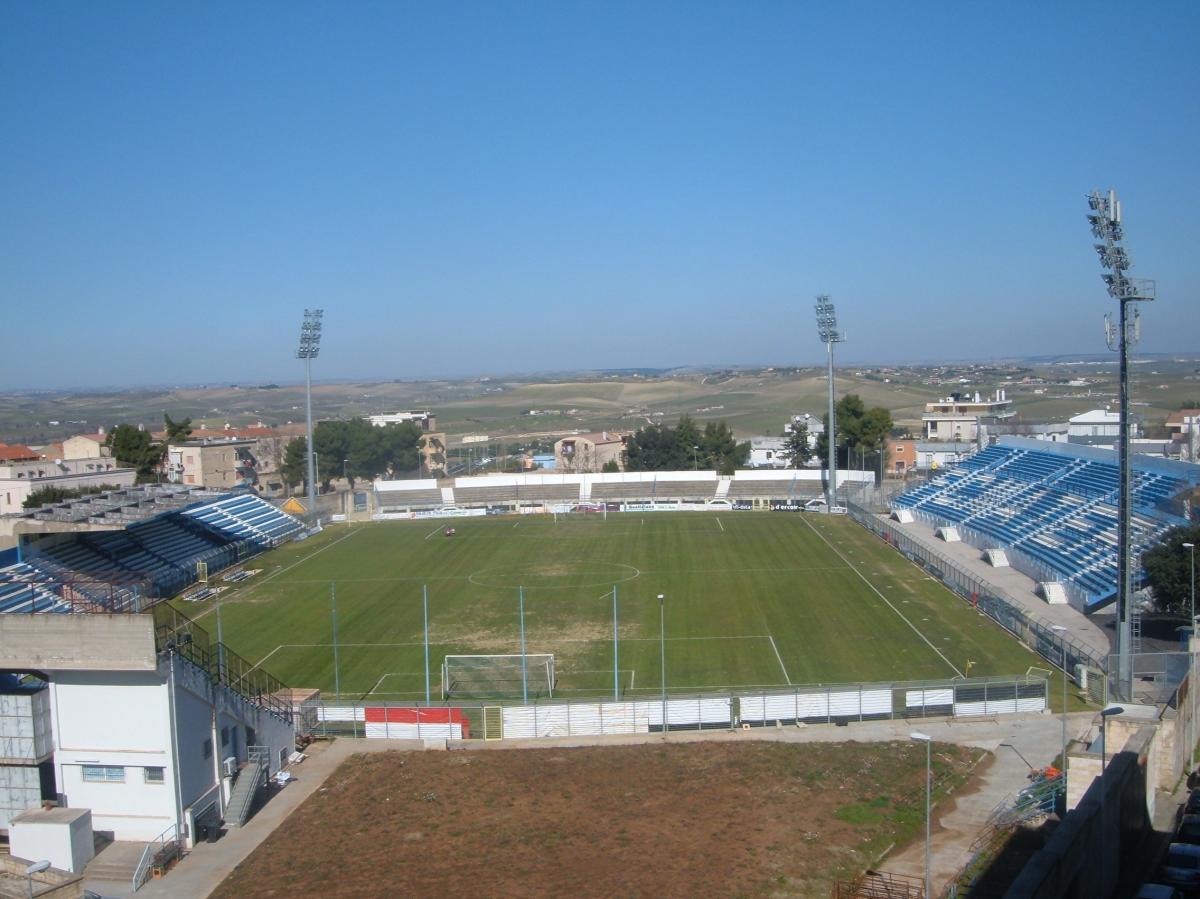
[513,521,519,528]
[716,517,725,532]
[768,634,791,684]
[424,523,446,540]
[284,565,845,585]
[801,516,963,677]
[192,526,363,623]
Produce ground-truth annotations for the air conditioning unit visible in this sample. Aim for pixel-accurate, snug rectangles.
[222,756,238,778]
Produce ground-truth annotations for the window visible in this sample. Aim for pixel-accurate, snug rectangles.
[203,738,213,760]
[82,765,125,783]
[143,767,165,784]
[221,727,229,747]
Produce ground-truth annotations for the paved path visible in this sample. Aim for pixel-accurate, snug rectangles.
[84,711,1093,899]
[887,514,1113,660]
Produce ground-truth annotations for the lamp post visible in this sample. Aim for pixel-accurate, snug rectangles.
[692,445,699,471]
[815,295,845,512]
[296,309,324,526]
[313,453,320,494]
[25,860,50,899]
[1050,625,1070,769]
[658,593,667,735]
[910,732,932,899]
[342,458,348,484]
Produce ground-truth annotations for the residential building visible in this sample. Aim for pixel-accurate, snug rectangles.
[921,390,1014,440]
[60,434,109,461]
[1067,409,1123,440]
[749,437,789,469]
[1166,409,1200,463]
[167,439,259,490]
[367,410,438,432]
[0,453,134,517]
[888,439,917,476]
[554,432,626,473]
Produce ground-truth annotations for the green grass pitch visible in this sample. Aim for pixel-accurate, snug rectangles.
[186,512,1069,705]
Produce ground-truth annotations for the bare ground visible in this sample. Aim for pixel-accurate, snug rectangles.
[212,740,983,899]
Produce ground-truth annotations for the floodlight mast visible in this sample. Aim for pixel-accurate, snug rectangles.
[1087,190,1154,702]
[815,296,844,511]
[297,309,324,526]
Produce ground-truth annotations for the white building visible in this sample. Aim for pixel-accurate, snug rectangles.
[367,410,437,432]
[0,613,295,847]
[1067,409,1123,440]
[922,390,1014,440]
[749,437,788,469]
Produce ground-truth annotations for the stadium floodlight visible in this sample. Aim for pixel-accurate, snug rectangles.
[296,309,324,526]
[814,296,844,510]
[1086,190,1154,703]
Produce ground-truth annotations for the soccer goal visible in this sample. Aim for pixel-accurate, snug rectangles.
[442,654,555,700]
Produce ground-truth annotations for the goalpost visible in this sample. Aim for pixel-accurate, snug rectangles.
[442,654,556,701]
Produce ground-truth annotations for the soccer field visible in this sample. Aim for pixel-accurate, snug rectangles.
[188,512,1063,703]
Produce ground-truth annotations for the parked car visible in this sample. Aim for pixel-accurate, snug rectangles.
[1159,843,1200,892]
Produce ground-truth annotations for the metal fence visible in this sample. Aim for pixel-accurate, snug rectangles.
[845,500,1108,681]
[306,674,1048,743]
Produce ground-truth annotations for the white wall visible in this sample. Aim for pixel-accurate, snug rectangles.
[50,670,176,841]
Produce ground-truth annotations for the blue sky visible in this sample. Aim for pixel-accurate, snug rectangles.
[2,2,1197,389]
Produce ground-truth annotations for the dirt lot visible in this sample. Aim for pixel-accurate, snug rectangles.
[212,740,983,898]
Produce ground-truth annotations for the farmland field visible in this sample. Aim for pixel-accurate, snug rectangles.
[187,511,1074,707]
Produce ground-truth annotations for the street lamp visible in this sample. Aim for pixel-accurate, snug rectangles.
[658,593,667,735]
[1050,625,1070,770]
[692,445,699,471]
[1184,543,1196,633]
[910,732,932,899]
[25,860,50,899]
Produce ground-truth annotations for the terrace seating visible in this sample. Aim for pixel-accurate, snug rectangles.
[376,488,444,508]
[726,477,822,500]
[891,437,1199,609]
[0,563,70,613]
[183,494,304,545]
[452,485,522,505]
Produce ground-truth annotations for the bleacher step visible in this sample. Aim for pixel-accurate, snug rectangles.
[1038,582,1069,605]
[984,549,1010,567]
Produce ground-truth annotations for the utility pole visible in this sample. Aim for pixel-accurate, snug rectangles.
[815,296,844,511]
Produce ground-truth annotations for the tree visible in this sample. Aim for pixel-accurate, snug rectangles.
[1142,525,1200,614]
[161,413,193,469]
[601,459,620,473]
[281,437,308,491]
[106,424,160,482]
[23,483,121,510]
[816,395,893,475]
[699,421,749,475]
[783,425,811,468]
[625,423,679,471]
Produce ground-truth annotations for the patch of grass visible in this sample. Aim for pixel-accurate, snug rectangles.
[190,512,1065,702]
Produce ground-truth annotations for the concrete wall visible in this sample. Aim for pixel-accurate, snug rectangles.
[1008,725,1155,899]
[0,855,83,899]
[0,615,157,672]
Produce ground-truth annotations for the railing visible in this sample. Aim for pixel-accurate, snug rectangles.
[131,822,178,892]
[154,604,293,723]
[845,499,1108,678]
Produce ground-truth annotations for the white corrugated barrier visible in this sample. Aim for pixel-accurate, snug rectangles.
[501,697,731,739]
[739,688,892,724]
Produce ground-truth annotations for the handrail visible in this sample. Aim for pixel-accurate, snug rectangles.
[131,821,178,892]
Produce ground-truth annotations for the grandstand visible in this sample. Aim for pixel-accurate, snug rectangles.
[1,489,305,611]
[890,436,1200,609]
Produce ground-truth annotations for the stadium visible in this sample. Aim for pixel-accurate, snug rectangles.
[3,413,1198,894]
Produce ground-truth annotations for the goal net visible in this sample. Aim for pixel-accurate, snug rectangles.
[442,654,555,700]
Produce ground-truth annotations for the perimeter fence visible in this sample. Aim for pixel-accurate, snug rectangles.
[845,500,1108,686]
[305,673,1048,742]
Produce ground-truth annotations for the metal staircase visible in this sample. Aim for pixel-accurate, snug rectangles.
[225,745,269,827]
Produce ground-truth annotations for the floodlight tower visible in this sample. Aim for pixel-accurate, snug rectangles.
[297,309,324,525]
[1087,190,1154,701]
[815,295,844,510]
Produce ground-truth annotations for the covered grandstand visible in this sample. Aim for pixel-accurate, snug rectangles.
[890,436,1200,610]
[0,489,304,614]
